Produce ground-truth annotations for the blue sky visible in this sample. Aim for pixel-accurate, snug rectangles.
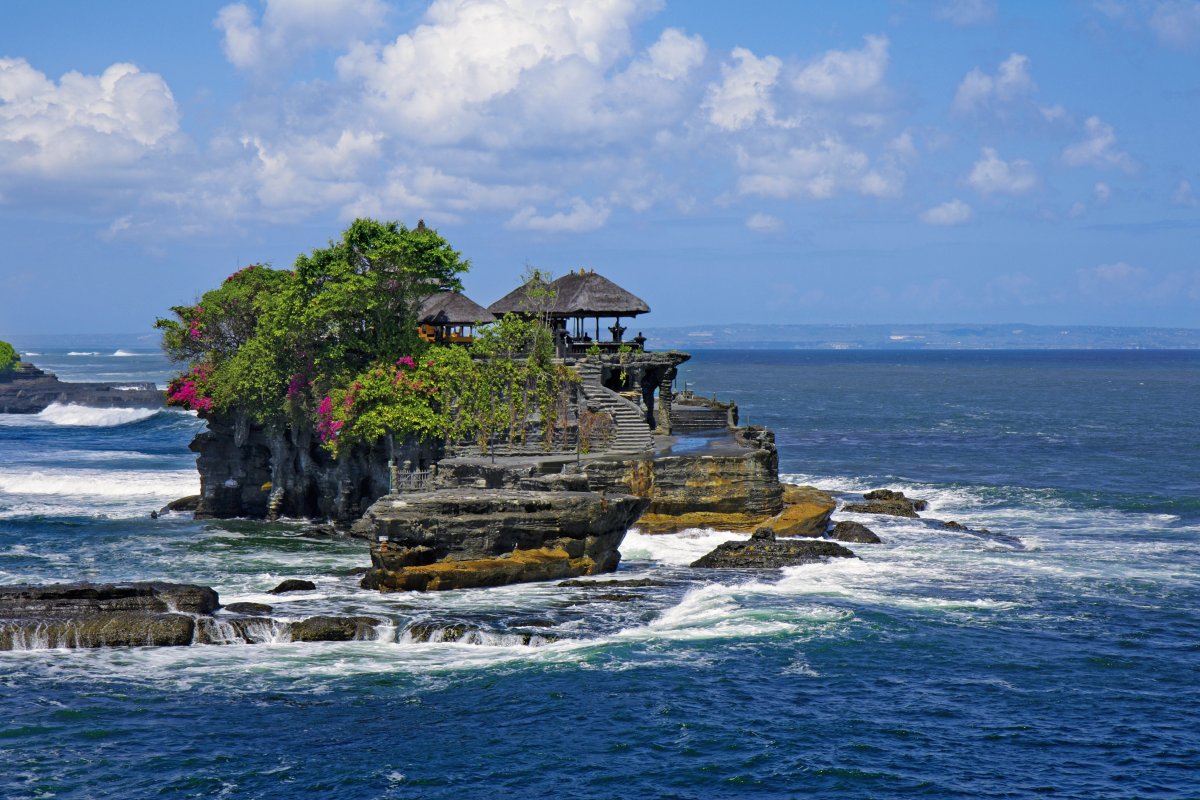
[1,0,1198,335]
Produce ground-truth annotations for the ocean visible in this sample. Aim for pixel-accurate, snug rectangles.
[1,344,1197,799]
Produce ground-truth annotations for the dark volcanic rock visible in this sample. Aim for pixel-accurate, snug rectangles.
[831,521,882,544]
[357,488,648,591]
[223,602,273,615]
[290,615,381,642]
[842,489,927,518]
[404,622,557,645]
[269,579,316,594]
[690,528,856,569]
[0,582,218,616]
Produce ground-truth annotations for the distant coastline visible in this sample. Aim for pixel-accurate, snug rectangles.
[6,323,1200,354]
[640,323,1200,350]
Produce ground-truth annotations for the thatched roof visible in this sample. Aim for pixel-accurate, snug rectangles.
[417,292,495,325]
[488,270,649,318]
[550,269,650,317]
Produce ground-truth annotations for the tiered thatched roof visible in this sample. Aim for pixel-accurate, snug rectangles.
[417,291,495,325]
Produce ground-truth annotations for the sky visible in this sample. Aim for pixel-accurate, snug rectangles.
[1,0,1198,335]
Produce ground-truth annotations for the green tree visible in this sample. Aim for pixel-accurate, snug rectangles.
[0,339,19,378]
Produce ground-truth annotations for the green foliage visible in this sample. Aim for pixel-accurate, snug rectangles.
[0,339,18,377]
[157,219,469,422]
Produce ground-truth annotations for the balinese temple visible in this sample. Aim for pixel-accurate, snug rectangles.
[416,291,495,344]
[487,269,651,355]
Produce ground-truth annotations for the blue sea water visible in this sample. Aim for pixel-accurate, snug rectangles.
[1,345,1198,799]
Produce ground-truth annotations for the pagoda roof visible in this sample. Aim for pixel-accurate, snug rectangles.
[488,270,649,318]
[417,291,495,325]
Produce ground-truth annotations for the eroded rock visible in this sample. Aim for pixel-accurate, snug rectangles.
[842,489,927,518]
[269,579,316,594]
[831,521,882,544]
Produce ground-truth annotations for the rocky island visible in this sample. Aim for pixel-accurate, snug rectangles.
[146,219,865,592]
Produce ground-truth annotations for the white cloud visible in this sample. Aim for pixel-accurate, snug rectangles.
[920,198,972,225]
[704,47,784,131]
[745,212,781,232]
[1172,179,1200,207]
[0,58,180,177]
[1062,116,1135,172]
[954,53,1035,113]
[1094,181,1112,205]
[792,34,889,101]
[1149,1,1200,48]
[967,147,1038,194]
[336,0,676,145]
[239,129,382,211]
[215,0,389,71]
[737,137,903,200]
[506,197,610,232]
[1039,104,1070,123]
[934,0,998,26]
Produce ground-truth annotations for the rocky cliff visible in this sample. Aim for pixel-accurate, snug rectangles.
[190,412,441,523]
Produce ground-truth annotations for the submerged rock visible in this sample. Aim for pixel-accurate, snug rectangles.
[831,521,882,544]
[842,489,927,518]
[690,527,856,569]
[290,615,381,642]
[269,579,316,594]
[223,602,273,615]
[557,578,668,588]
[162,495,200,513]
[356,488,648,591]
[403,621,557,646]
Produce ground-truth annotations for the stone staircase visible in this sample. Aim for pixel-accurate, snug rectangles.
[575,360,655,454]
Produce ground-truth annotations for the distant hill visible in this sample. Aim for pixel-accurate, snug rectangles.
[640,323,1200,350]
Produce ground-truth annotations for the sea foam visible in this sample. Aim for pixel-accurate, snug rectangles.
[34,403,161,427]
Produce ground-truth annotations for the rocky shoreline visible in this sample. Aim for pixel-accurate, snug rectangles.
[0,360,164,414]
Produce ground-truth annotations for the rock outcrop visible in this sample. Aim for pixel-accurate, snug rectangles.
[586,427,784,533]
[842,489,928,518]
[765,485,836,537]
[356,488,648,591]
[831,521,882,543]
[0,365,163,414]
[690,528,857,569]
[0,582,386,650]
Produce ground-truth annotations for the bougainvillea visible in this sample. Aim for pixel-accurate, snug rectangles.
[165,364,214,412]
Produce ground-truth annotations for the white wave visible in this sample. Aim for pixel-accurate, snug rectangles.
[620,528,749,566]
[34,403,161,427]
[0,466,198,519]
[24,351,41,356]
[112,350,141,357]
[67,351,100,356]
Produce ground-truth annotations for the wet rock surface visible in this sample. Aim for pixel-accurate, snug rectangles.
[767,485,836,537]
[0,582,387,650]
[831,520,882,543]
[690,528,857,569]
[357,488,649,591]
[269,579,317,594]
[842,489,928,518]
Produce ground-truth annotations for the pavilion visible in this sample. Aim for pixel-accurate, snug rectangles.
[416,291,495,344]
[487,269,650,354]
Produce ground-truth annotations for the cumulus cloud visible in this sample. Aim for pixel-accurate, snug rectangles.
[0,57,180,177]
[920,198,972,225]
[1149,1,1200,48]
[954,53,1035,113]
[934,0,998,26]
[1062,116,1135,172]
[215,0,389,71]
[506,197,610,232]
[335,0,689,146]
[1094,181,1112,205]
[967,147,1038,194]
[239,129,382,212]
[736,137,903,200]
[745,212,781,232]
[704,47,784,131]
[792,34,889,101]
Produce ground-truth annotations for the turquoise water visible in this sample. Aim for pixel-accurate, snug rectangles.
[1,345,1198,798]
